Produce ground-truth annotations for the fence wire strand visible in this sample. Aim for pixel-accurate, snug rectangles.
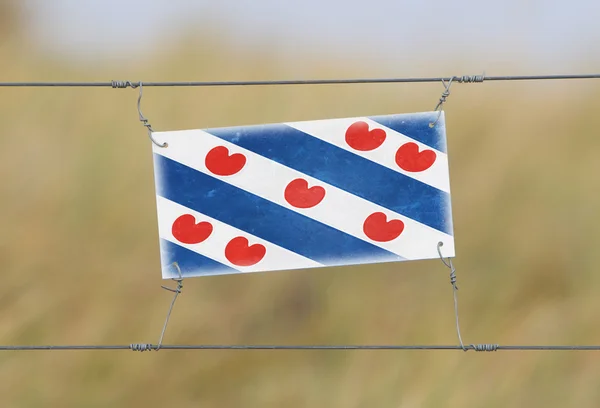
[0,73,599,88]
[0,344,599,352]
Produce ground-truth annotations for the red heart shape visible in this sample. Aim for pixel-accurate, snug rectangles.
[345,121,386,151]
[395,142,436,172]
[205,146,247,176]
[172,214,213,244]
[363,212,404,242]
[225,236,266,266]
[284,178,326,209]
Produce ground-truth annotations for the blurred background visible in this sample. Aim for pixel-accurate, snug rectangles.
[1,0,600,406]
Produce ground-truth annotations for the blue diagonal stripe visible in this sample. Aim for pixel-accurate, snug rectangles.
[160,239,237,277]
[205,124,453,235]
[155,154,403,266]
[368,113,447,153]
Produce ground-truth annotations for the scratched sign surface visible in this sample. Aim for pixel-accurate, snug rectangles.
[151,111,454,278]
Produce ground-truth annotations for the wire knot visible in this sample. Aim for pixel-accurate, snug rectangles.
[429,78,454,127]
[437,242,458,290]
[111,80,140,89]
[470,344,499,352]
[449,268,457,289]
[140,117,153,134]
[438,88,450,105]
[455,74,485,83]
[130,343,154,352]
[161,277,183,294]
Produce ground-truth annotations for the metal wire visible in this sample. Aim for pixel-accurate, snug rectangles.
[0,71,598,353]
[0,251,595,353]
[0,244,595,353]
[0,344,599,351]
[437,242,467,350]
[429,78,453,127]
[135,82,167,148]
[156,263,184,350]
[0,73,600,87]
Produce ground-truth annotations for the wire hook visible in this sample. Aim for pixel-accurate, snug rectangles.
[429,77,454,128]
[437,241,466,351]
[156,262,184,351]
[136,82,168,148]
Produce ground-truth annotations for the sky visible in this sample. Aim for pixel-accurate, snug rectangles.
[19,0,600,72]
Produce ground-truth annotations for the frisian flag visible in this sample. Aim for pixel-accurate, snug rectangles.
[151,111,455,279]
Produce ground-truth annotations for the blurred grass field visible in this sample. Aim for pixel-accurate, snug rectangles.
[2,4,600,407]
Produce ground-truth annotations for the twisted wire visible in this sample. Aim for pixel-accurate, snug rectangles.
[437,242,466,350]
[429,78,455,127]
[156,263,184,351]
[130,344,154,352]
[112,80,139,89]
[471,344,499,352]
[134,82,167,148]
[455,74,486,83]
